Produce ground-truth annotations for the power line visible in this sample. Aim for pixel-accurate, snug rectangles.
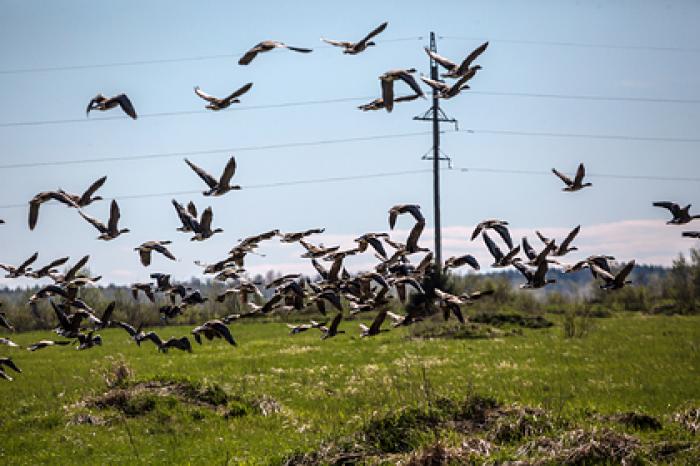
[2,127,700,171]
[461,128,700,143]
[0,131,433,170]
[457,167,700,182]
[0,37,424,75]
[0,169,432,210]
[1,164,696,211]
[440,36,700,53]
[3,90,698,129]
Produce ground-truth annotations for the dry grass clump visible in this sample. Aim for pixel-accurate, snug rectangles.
[518,428,641,465]
[674,407,700,434]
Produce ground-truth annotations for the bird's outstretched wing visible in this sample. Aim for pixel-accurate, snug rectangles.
[194,87,218,103]
[424,47,456,70]
[653,201,681,217]
[185,159,218,189]
[357,21,388,46]
[552,168,573,186]
[321,38,352,47]
[457,41,489,74]
[107,200,121,233]
[224,83,253,102]
[79,211,107,234]
[79,176,107,205]
[218,156,237,187]
[115,94,137,119]
[573,163,586,186]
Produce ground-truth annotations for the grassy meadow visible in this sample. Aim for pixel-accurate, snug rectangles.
[0,313,698,464]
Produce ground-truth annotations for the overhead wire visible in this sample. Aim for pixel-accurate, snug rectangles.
[439,36,700,53]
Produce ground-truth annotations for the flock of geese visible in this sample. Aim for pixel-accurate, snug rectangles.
[0,22,697,383]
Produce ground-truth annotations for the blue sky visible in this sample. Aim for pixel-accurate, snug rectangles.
[1,0,699,285]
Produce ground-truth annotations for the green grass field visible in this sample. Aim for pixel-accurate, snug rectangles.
[0,313,698,464]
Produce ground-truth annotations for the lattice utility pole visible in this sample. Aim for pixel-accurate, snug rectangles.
[413,32,458,267]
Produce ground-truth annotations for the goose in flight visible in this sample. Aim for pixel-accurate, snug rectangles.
[513,260,556,289]
[172,199,199,232]
[138,331,192,353]
[320,312,344,340]
[420,69,478,99]
[27,340,71,351]
[357,94,420,111]
[653,202,700,225]
[135,241,176,266]
[0,358,21,381]
[379,69,424,112]
[552,225,580,256]
[190,207,224,241]
[58,176,108,208]
[593,260,636,290]
[1,252,39,278]
[194,83,253,110]
[682,231,700,238]
[299,240,340,259]
[424,41,488,79]
[28,191,78,230]
[471,219,513,249]
[192,320,237,346]
[185,156,240,196]
[76,331,103,351]
[443,254,480,272]
[79,200,130,240]
[482,232,520,268]
[360,308,389,337]
[322,21,388,54]
[287,319,328,335]
[279,228,325,243]
[239,40,313,65]
[388,204,424,229]
[0,338,20,348]
[0,310,14,332]
[552,163,592,192]
[27,256,69,279]
[86,93,137,119]
[354,232,389,258]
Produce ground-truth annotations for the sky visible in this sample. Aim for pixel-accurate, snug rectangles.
[1,0,699,286]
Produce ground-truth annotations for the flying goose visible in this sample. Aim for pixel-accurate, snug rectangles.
[379,69,424,112]
[420,69,477,99]
[190,207,224,241]
[86,93,137,119]
[359,308,389,337]
[27,340,71,351]
[434,288,468,324]
[0,252,39,278]
[0,310,14,332]
[0,358,21,381]
[28,191,78,230]
[192,320,237,346]
[424,41,488,79]
[482,232,520,268]
[322,21,388,54]
[593,260,636,290]
[27,256,70,279]
[194,83,253,110]
[513,260,556,289]
[0,338,20,348]
[388,204,424,229]
[79,200,130,240]
[238,40,313,65]
[279,228,325,243]
[358,94,420,111]
[49,255,90,284]
[76,331,103,351]
[471,219,513,249]
[320,312,344,340]
[58,176,108,208]
[552,163,592,192]
[683,231,700,238]
[354,233,389,258]
[287,319,328,335]
[552,225,581,256]
[172,199,199,232]
[653,202,700,225]
[443,254,480,272]
[116,321,147,345]
[185,156,240,196]
[135,241,176,266]
[299,240,340,259]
